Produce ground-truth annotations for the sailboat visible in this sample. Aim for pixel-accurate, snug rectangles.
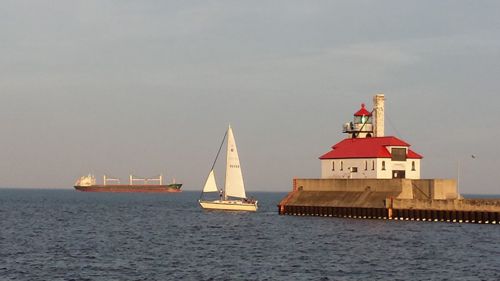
[199,125,258,211]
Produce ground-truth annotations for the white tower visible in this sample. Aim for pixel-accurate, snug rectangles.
[373,94,385,137]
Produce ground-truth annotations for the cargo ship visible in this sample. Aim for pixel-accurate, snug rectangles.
[74,174,182,193]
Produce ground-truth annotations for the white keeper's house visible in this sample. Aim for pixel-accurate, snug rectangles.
[319,94,423,179]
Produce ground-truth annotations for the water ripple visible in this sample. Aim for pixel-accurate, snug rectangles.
[1,189,500,280]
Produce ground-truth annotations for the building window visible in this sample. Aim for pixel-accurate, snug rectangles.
[332,161,335,171]
[372,160,375,170]
[391,148,407,161]
[340,161,344,171]
[351,167,358,173]
[364,161,368,171]
[382,161,386,171]
[412,161,416,171]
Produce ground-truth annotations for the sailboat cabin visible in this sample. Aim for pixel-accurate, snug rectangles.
[319,94,423,179]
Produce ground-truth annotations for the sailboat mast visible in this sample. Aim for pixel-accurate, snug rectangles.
[223,126,230,201]
[199,129,227,199]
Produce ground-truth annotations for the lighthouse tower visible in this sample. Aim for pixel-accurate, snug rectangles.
[342,94,386,139]
[320,94,422,179]
[343,103,374,139]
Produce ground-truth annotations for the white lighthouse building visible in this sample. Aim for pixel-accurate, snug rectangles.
[320,94,422,179]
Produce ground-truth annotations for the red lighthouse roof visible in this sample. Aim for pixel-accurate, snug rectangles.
[354,103,372,117]
[319,136,423,159]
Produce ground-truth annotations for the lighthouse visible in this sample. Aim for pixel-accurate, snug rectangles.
[276,94,493,223]
[320,94,422,179]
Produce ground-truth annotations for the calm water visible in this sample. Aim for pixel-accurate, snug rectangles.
[1,189,499,281]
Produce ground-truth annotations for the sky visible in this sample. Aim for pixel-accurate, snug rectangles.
[1,1,500,193]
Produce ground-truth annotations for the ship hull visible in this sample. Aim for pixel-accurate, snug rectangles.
[74,184,182,193]
[199,199,258,211]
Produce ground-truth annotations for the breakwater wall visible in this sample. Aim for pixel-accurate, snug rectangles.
[277,179,500,224]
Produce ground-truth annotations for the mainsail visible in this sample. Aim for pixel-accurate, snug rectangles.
[224,125,246,199]
[203,170,218,193]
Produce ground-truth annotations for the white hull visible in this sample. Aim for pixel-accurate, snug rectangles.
[199,200,258,212]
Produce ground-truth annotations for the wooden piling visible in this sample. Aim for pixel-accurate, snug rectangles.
[278,204,500,225]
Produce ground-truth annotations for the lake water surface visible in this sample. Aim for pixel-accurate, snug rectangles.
[1,189,499,280]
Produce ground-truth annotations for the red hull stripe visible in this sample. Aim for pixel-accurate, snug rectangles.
[74,185,182,193]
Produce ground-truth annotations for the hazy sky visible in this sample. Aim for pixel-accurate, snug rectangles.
[1,1,500,193]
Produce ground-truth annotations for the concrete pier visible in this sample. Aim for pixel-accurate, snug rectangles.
[278,179,500,224]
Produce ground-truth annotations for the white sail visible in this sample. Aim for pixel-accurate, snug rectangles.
[203,170,219,193]
[224,125,246,199]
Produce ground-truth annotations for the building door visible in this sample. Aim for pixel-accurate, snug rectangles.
[392,170,406,179]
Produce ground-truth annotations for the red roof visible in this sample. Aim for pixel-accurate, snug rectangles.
[354,103,372,116]
[319,136,423,159]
